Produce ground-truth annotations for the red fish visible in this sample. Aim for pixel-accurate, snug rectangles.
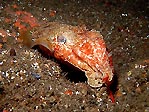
[30,22,114,88]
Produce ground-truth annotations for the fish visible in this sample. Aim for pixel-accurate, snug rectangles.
[24,22,114,88]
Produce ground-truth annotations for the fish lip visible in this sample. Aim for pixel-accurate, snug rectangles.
[32,37,55,52]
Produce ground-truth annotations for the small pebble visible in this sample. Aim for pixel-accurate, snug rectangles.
[64,89,73,95]
[0,43,2,49]
[0,75,2,81]
[49,96,56,103]
[10,48,16,56]
[31,73,41,79]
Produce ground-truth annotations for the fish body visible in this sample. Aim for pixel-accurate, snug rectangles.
[32,22,114,87]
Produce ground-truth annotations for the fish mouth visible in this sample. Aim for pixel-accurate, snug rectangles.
[32,37,55,52]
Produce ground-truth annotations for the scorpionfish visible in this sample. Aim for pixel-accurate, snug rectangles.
[28,22,114,88]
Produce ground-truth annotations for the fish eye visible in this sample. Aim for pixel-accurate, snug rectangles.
[57,35,67,44]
